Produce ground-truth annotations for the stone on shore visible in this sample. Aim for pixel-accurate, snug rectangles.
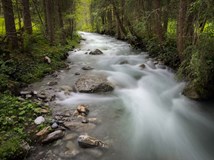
[42,130,64,144]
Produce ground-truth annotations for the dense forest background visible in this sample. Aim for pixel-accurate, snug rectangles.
[0,0,214,99]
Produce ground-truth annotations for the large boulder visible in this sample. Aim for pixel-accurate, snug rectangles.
[75,75,114,93]
[89,49,103,55]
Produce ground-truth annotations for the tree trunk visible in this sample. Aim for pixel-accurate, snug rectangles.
[177,0,188,61]
[110,0,127,38]
[21,0,32,34]
[44,0,54,45]
[2,0,19,49]
[56,0,66,44]
[43,0,48,37]
[153,0,164,43]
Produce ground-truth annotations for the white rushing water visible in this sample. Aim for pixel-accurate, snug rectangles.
[57,32,214,160]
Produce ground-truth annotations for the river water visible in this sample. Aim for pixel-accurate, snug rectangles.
[29,32,214,160]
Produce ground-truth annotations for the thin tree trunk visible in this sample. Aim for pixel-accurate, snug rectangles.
[177,0,188,61]
[2,0,19,49]
[56,0,66,44]
[153,0,164,43]
[43,0,48,36]
[110,0,127,38]
[44,0,54,45]
[22,0,33,34]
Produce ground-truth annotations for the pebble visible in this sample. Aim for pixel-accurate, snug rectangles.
[34,116,45,125]
[51,122,58,129]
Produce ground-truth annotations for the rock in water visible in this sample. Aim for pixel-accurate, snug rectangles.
[89,49,103,55]
[34,116,45,125]
[119,60,129,65]
[42,130,64,144]
[139,64,146,69]
[75,75,114,93]
[77,104,89,115]
[47,81,58,86]
[82,66,94,70]
[78,135,108,148]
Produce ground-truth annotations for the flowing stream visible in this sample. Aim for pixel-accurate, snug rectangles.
[28,32,214,160]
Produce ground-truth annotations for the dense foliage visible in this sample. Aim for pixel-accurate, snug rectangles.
[89,0,214,100]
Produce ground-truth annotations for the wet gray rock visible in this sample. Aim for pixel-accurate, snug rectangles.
[47,81,58,86]
[42,130,64,144]
[89,49,103,55]
[75,75,114,93]
[75,72,80,75]
[20,91,31,95]
[77,135,108,148]
[51,122,58,129]
[119,60,129,65]
[139,64,146,69]
[82,66,94,70]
